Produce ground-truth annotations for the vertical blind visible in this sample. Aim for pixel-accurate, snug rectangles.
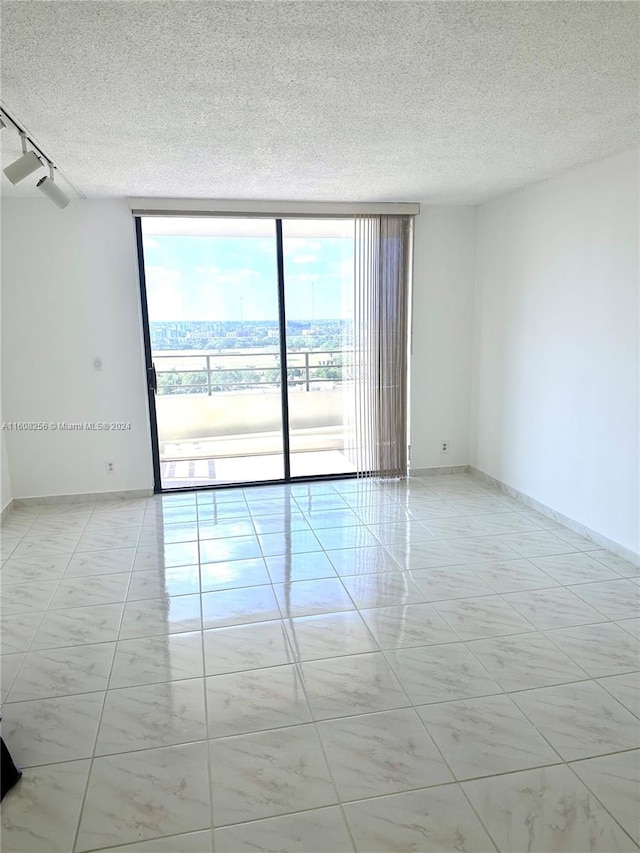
[349,214,412,479]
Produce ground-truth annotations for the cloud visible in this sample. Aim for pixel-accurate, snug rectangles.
[146,265,182,285]
[290,254,318,264]
[142,237,161,249]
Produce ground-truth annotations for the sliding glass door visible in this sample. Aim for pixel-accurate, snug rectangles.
[282,219,356,478]
[138,215,361,489]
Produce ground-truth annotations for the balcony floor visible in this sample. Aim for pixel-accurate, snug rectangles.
[160,449,358,488]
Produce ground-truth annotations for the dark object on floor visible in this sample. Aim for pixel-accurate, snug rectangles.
[1,736,22,800]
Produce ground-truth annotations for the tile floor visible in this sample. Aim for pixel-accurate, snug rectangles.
[0,473,639,852]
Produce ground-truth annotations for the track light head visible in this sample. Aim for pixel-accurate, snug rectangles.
[36,172,70,209]
[4,149,43,185]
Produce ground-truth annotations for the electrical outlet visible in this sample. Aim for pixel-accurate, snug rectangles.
[105,461,114,473]
[441,441,449,453]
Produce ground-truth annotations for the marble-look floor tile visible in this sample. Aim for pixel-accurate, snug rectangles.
[203,620,294,675]
[64,547,136,576]
[502,587,605,630]
[359,602,459,649]
[314,526,380,552]
[110,632,204,688]
[76,526,140,552]
[408,564,494,601]
[210,724,337,826]
[501,531,575,558]
[9,642,115,701]
[417,694,559,780]
[2,691,103,766]
[449,496,511,514]
[284,610,378,660]
[384,540,461,570]
[1,652,24,700]
[196,500,248,521]
[198,518,255,540]
[617,617,640,638]
[119,595,202,638]
[1,554,70,583]
[265,551,337,583]
[466,632,588,691]
[1,579,59,614]
[206,664,312,737]
[419,515,485,539]
[365,521,435,548]
[553,529,600,551]
[570,578,640,620]
[511,680,640,760]
[49,571,131,609]
[1,611,44,654]
[306,508,363,530]
[326,545,401,576]
[251,511,310,535]
[433,595,534,639]
[274,577,355,617]
[531,551,621,584]
[343,784,496,853]
[470,558,558,593]
[13,532,79,558]
[385,642,501,705]
[215,807,354,853]
[85,508,145,529]
[96,679,207,754]
[76,742,211,851]
[444,535,520,564]
[340,571,426,608]
[462,764,637,852]
[517,509,565,530]
[355,505,412,526]
[467,511,542,535]
[95,831,213,853]
[201,584,280,628]
[200,535,262,563]
[407,501,464,521]
[570,750,640,844]
[127,565,201,599]
[545,622,640,677]
[300,651,409,720]
[318,707,452,800]
[590,549,640,577]
[31,602,123,649]
[132,546,178,572]
[200,557,270,591]
[257,529,322,557]
[597,673,640,717]
[0,759,91,852]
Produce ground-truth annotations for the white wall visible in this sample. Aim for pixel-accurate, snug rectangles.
[1,198,153,499]
[471,149,639,554]
[410,207,477,469]
[1,432,13,512]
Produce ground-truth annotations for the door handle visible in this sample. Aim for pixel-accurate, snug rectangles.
[148,364,157,394]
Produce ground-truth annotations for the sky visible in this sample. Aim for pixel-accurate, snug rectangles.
[141,230,355,323]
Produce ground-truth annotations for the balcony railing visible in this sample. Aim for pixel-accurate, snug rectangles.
[153,349,352,396]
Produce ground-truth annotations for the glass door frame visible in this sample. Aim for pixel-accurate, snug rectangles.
[135,214,360,493]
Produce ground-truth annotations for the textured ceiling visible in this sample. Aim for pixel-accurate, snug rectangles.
[1,1,638,204]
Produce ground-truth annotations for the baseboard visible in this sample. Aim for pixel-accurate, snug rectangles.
[469,466,640,568]
[13,488,154,507]
[1,499,15,521]
[410,465,470,476]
